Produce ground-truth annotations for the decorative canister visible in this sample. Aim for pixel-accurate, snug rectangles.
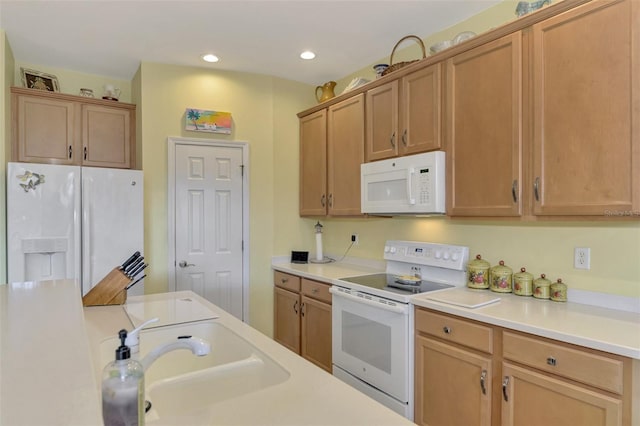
[490,260,513,293]
[533,274,551,299]
[513,267,534,296]
[467,254,490,289]
[550,278,568,302]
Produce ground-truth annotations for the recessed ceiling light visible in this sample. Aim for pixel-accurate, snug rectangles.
[300,50,316,60]
[202,54,219,63]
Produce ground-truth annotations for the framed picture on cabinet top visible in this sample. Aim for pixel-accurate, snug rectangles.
[20,67,60,92]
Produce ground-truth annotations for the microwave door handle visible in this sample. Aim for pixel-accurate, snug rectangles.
[407,167,416,205]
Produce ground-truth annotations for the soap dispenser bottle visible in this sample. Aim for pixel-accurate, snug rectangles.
[102,329,145,426]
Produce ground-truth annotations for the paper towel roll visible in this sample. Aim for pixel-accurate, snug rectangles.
[315,232,323,261]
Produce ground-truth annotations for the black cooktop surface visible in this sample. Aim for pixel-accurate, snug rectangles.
[337,273,453,296]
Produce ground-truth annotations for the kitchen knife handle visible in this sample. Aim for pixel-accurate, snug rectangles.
[120,251,141,270]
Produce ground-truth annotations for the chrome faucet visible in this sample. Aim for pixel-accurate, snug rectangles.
[140,335,211,371]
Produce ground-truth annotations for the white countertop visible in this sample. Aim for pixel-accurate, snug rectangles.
[1,279,412,425]
[273,260,640,360]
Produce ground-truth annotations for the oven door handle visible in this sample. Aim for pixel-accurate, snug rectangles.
[329,287,409,315]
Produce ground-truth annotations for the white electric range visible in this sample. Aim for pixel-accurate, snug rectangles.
[330,240,469,420]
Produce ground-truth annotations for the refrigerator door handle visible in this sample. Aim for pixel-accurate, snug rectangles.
[82,177,92,293]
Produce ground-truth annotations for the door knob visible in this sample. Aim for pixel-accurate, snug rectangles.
[178,260,195,268]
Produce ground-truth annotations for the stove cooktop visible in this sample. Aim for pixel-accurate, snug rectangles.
[337,273,454,297]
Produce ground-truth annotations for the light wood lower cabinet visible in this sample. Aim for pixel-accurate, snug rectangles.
[415,307,637,426]
[501,362,622,426]
[273,271,332,372]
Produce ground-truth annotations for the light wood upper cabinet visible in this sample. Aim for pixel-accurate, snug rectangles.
[366,63,442,162]
[82,104,131,168]
[531,0,639,216]
[11,87,136,169]
[299,109,327,216]
[13,94,78,165]
[327,94,364,215]
[400,64,442,155]
[366,80,399,161]
[300,95,364,217]
[446,32,523,217]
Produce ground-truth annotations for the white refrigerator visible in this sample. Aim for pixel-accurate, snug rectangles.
[7,162,144,296]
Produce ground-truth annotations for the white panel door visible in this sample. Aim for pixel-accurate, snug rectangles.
[174,144,244,319]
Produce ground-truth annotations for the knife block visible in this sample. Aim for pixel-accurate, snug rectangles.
[82,268,131,307]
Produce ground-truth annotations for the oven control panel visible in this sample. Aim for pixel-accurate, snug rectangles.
[383,240,469,271]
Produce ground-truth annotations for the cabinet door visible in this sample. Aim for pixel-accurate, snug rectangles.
[301,295,332,372]
[446,33,523,217]
[273,287,300,354]
[501,362,622,426]
[299,110,327,216]
[400,63,442,155]
[327,94,364,216]
[82,104,131,168]
[13,94,78,165]
[366,80,398,161]
[532,0,639,216]
[415,335,492,426]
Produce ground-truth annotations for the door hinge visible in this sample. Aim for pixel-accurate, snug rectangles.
[240,164,244,176]
[241,240,244,251]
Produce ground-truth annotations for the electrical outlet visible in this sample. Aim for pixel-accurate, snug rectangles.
[574,247,591,270]
[351,233,359,245]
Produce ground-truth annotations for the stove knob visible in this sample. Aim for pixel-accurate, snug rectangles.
[451,252,460,261]
[434,250,442,259]
[384,246,390,253]
[443,251,450,260]
[390,247,397,254]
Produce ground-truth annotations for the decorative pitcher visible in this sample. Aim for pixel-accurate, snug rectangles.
[315,81,336,103]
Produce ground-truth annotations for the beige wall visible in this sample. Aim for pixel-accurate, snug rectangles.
[1,30,15,283]
[137,63,312,335]
[13,62,131,103]
[335,1,520,94]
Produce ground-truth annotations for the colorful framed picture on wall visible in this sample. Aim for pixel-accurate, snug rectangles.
[185,108,232,134]
[20,67,60,92]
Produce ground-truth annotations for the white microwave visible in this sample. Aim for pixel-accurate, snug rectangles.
[361,151,445,215]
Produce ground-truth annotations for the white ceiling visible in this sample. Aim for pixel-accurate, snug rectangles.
[0,0,501,85]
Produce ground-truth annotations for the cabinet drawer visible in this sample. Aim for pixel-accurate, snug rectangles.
[415,308,493,354]
[301,279,331,304]
[274,271,301,292]
[503,331,624,394]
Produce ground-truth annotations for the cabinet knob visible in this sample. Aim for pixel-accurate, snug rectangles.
[480,370,487,395]
[68,145,72,159]
[401,129,407,146]
[321,194,326,207]
[443,326,451,334]
[328,193,333,207]
[546,356,557,366]
[534,177,540,201]
[512,179,518,203]
[293,300,298,314]
[390,131,396,148]
[84,146,87,160]
[312,288,318,294]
